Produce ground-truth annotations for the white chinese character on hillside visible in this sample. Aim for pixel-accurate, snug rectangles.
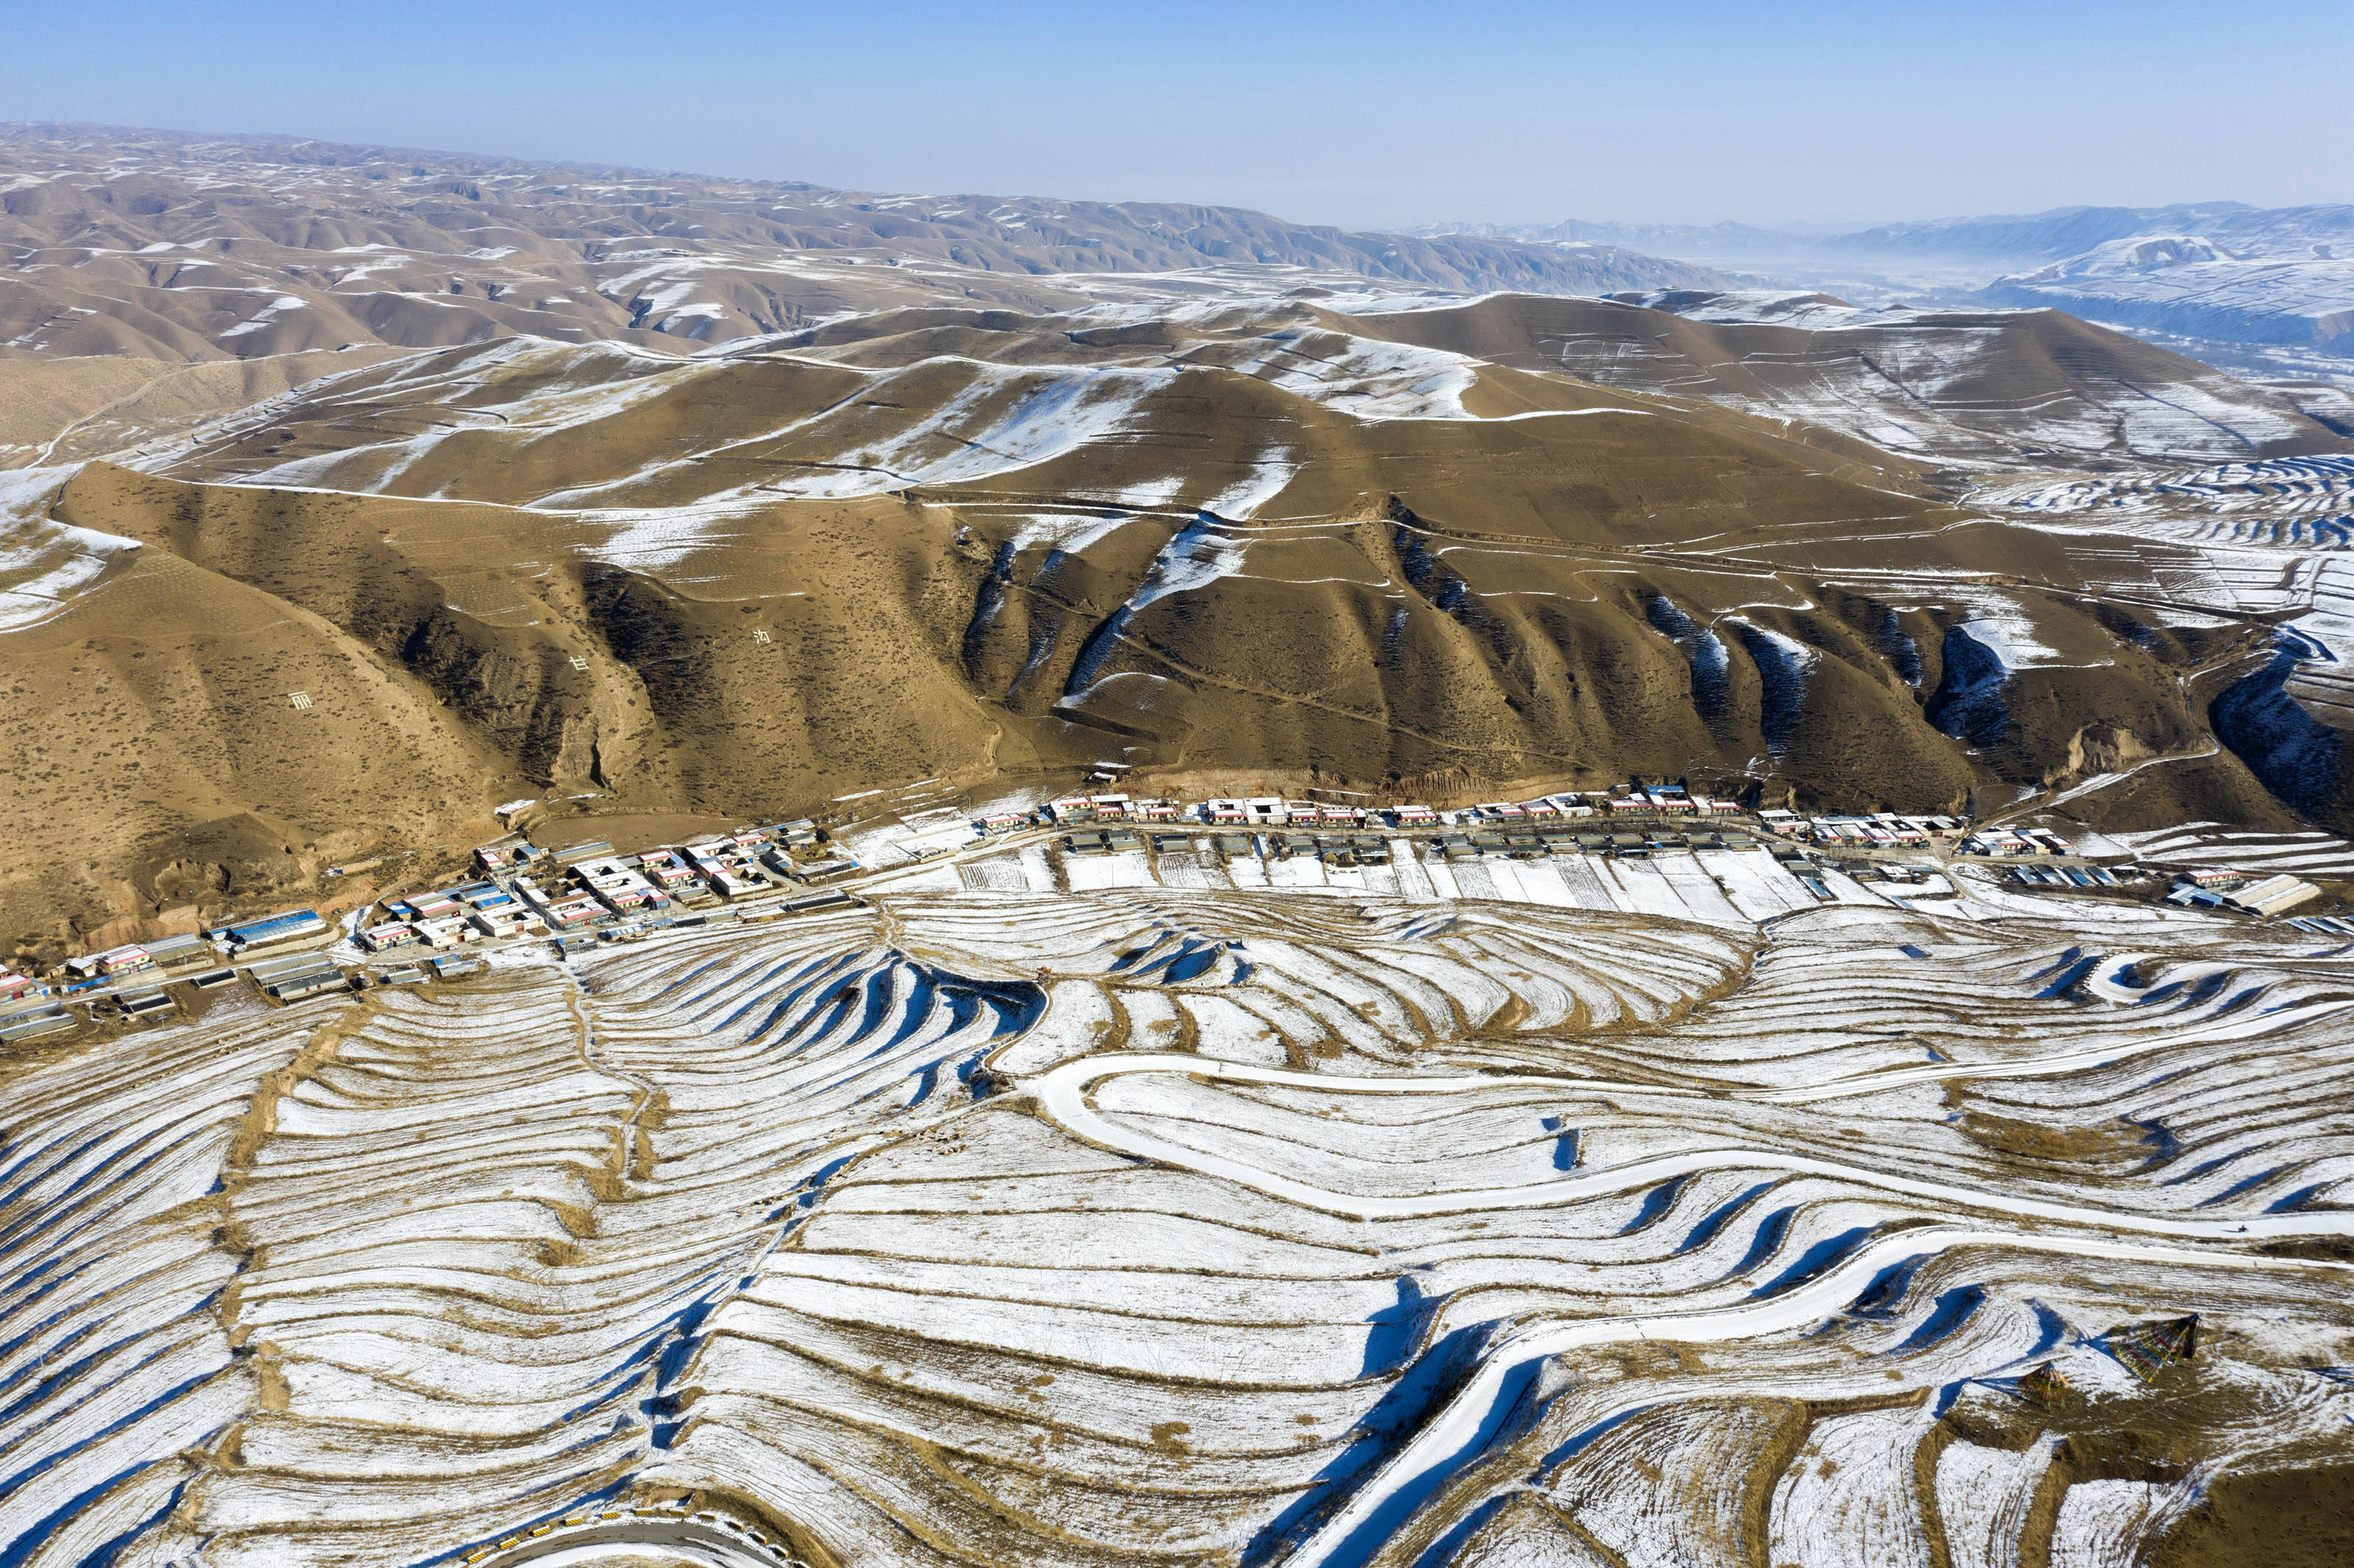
[288,691,313,710]
[568,655,589,671]
[752,627,772,645]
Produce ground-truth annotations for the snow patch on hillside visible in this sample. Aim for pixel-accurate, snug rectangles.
[768,362,1180,500]
[0,465,142,631]
[1200,449,1298,520]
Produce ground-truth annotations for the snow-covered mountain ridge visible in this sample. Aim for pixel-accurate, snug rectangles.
[1412,203,2354,374]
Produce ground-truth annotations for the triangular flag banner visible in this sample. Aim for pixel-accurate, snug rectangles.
[2103,1315,2200,1383]
[2017,1361,2072,1407]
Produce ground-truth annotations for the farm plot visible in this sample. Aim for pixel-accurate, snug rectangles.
[7,886,2350,1568]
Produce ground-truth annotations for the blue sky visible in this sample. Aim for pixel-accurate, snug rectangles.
[8,1,2349,229]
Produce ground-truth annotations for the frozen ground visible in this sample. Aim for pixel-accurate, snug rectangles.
[1563,289,2326,468]
[0,465,144,631]
[1993,455,2354,733]
[4,864,2350,1568]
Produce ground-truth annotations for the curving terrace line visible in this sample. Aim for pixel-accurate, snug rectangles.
[7,891,2351,1568]
[1021,1051,2354,1239]
[1283,1225,2353,1568]
[469,1507,808,1568]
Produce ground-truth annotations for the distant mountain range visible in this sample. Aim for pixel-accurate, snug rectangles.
[1412,204,2354,371]
[10,120,2343,385]
[1412,203,2354,270]
[0,122,1725,362]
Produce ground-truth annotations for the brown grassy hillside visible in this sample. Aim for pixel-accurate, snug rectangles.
[4,287,2334,940]
[0,347,415,468]
[1341,292,2347,468]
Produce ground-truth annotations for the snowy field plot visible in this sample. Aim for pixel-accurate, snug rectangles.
[1596,855,1693,920]
[2102,822,2354,879]
[956,852,1029,891]
[7,886,2353,1568]
[1997,456,2354,697]
[1151,848,1226,889]
[1651,850,1750,926]
[1550,852,1622,912]
[1387,839,1440,902]
[1699,846,1820,921]
[1326,848,1770,926]
[1473,858,1574,907]
[1062,847,1156,891]
[1818,866,1895,908]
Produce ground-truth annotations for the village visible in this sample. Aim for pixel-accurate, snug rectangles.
[1,778,2341,1048]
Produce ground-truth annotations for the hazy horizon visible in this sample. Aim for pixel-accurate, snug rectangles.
[12,113,2319,239]
[10,1,2351,231]
[13,115,2314,239]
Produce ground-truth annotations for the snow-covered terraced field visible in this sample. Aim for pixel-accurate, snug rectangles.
[2097,822,2354,879]
[5,885,2350,1568]
[1991,455,2354,759]
[1997,457,2354,607]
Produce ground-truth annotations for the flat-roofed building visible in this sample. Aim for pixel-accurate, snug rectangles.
[267,968,351,1002]
[0,1008,77,1043]
[63,944,154,980]
[541,897,603,930]
[360,922,422,952]
[638,851,697,887]
[414,916,482,947]
[142,934,214,969]
[472,908,536,939]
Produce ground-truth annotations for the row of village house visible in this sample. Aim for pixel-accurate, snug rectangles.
[0,783,2294,1009]
[1021,787,1751,832]
[1,908,338,1005]
[0,824,842,1002]
[1011,788,2052,853]
[358,821,844,952]
[0,794,1737,998]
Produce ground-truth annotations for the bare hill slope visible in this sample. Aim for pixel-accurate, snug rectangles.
[1337,291,2350,469]
[0,346,413,467]
[6,291,2343,937]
